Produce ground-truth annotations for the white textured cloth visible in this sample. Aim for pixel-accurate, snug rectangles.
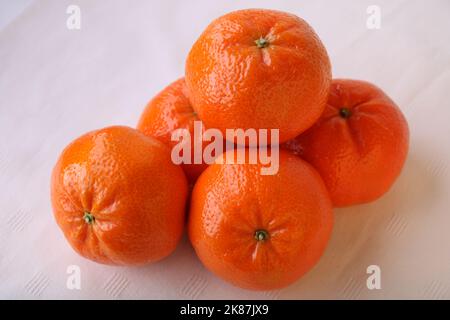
[1,0,450,299]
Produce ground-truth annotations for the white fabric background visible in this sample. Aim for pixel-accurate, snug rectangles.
[0,0,33,30]
[1,0,449,299]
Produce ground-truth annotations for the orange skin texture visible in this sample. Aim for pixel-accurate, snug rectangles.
[51,126,188,265]
[185,9,332,144]
[137,78,209,183]
[188,149,333,290]
[284,79,409,207]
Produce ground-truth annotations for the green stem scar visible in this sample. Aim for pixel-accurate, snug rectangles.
[254,229,269,242]
[339,107,352,119]
[255,37,270,48]
[83,211,95,225]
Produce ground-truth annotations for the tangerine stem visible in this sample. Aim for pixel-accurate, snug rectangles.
[339,107,352,119]
[83,211,95,225]
[254,229,269,242]
[255,37,270,48]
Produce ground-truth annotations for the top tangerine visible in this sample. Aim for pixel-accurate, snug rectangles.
[186,9,331,144]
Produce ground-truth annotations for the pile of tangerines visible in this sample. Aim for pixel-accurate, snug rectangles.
[51,9,409,291]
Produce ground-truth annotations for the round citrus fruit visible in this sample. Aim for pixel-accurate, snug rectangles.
[185,9,332,144]
[188,149,333,290]
[137,78,209,183]
[284,79,409,207]
[51,126,188,265]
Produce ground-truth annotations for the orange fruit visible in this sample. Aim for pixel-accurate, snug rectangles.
[188,149,333,290]
[185,9,331,144]
[51,126,188,265]
[137,78,209,183]
[284,79,409,207]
